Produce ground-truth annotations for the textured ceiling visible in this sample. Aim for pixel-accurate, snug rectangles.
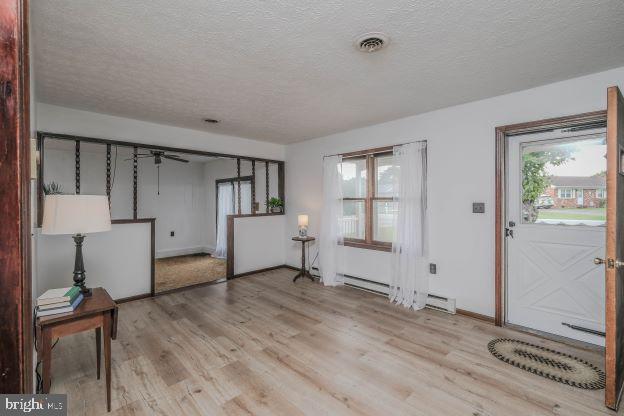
[32,0,624,144]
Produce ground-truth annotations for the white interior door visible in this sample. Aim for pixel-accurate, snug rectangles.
[506,128,606,345]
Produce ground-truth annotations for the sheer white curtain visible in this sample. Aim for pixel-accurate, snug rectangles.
[235,182,252,214]
[215,183,233,258]
[390,142,429,309]
[319,155,344,286]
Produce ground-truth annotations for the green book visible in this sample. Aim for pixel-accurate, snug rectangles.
[37,286,81,306]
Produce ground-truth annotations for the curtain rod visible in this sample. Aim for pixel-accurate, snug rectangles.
[322,139,427,159]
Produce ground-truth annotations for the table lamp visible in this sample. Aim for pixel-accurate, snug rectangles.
[298,214,309,237]
[42,195,112,296]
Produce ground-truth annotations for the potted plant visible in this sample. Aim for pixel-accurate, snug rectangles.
[268,197,284,213]
[43,181,64,195]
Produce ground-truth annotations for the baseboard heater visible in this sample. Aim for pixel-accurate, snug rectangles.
[311,267,456,314]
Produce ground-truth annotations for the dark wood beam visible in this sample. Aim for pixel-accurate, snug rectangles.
[0,0,32,393]
[37,131,284,164]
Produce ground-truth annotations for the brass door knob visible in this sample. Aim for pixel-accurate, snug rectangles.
[594,257,606,265]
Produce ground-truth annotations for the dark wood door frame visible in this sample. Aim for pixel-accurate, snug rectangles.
[0,0,32,393]
[494,110,607,327]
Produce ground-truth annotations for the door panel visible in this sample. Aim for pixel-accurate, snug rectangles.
[605,85,624,410]
[507,226,605,343]
[507,131,607,345]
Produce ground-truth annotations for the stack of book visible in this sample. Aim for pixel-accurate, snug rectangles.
[36,287,84,317]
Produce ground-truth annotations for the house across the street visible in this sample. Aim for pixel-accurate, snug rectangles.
[545,175,606,208]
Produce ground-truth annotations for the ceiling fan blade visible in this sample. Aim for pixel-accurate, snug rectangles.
[123,155,153,161]
[163,155,189,163]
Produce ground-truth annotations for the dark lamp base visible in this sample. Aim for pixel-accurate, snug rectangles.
[79,286,93,297]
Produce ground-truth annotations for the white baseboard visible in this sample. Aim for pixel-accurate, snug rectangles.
[156,246,213,259]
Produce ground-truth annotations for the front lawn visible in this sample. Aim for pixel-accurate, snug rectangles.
[537,208,606,221]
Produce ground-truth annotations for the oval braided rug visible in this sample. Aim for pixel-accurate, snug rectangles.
[487,338,605,389]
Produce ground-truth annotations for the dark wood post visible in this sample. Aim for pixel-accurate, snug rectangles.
[106,144,111,204]
[265,161,270,213]
[236,158,241,214]
[278,162,285,214]
[251,160,256,213]
[36,133,44,226]
[133,146,138,219]
[75,140,81,194]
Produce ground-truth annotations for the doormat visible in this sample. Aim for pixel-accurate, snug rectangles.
[487,338,605,389]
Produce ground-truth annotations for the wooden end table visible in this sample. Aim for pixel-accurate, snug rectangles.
[36,287,118,412]
[292,236,315,282]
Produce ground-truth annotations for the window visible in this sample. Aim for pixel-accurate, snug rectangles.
[341,148,397,251]
[557,188,575,199]
[596,188,607,199]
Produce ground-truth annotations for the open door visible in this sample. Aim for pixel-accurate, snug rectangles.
[604,86,624,410]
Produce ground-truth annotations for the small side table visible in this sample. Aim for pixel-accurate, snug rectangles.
[292,236,315,282]
[36,287,118,412]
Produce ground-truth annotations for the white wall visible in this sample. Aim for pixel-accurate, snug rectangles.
[285,65,624,317]
[139,160,208,258]
[42,144,210,258]
[36,103,285,160]
[234,215,285,275]
[35,222,151,300]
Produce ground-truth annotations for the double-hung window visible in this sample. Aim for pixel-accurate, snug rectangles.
[557,188,575,199]
[341,147,398,251]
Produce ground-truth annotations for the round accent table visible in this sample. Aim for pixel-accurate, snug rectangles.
[292,236,315,282]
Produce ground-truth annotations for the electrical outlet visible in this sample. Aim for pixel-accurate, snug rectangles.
[472,202,485,213]
[170,231,175,237]
[429,263,437,274]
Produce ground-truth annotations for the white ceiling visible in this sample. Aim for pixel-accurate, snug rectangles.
[32,0,624,144]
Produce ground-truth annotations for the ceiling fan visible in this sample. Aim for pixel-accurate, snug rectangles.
[129,150,189,165]
[126,150,190,195]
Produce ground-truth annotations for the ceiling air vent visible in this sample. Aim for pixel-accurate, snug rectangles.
[355,32,389,53]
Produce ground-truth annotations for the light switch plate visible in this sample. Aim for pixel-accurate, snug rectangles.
[472,202,485,213]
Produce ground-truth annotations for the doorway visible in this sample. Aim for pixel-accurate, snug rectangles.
[505,128,607,345]
[495,96,624,410]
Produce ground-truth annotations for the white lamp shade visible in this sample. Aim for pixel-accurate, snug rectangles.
[42,195,112,235]
[298,214,309,227]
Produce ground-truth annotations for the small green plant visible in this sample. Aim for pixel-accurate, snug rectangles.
[43,181,64,195]
[269,197,283,208]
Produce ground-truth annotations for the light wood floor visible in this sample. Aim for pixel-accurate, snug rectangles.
[49,268,617,415]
